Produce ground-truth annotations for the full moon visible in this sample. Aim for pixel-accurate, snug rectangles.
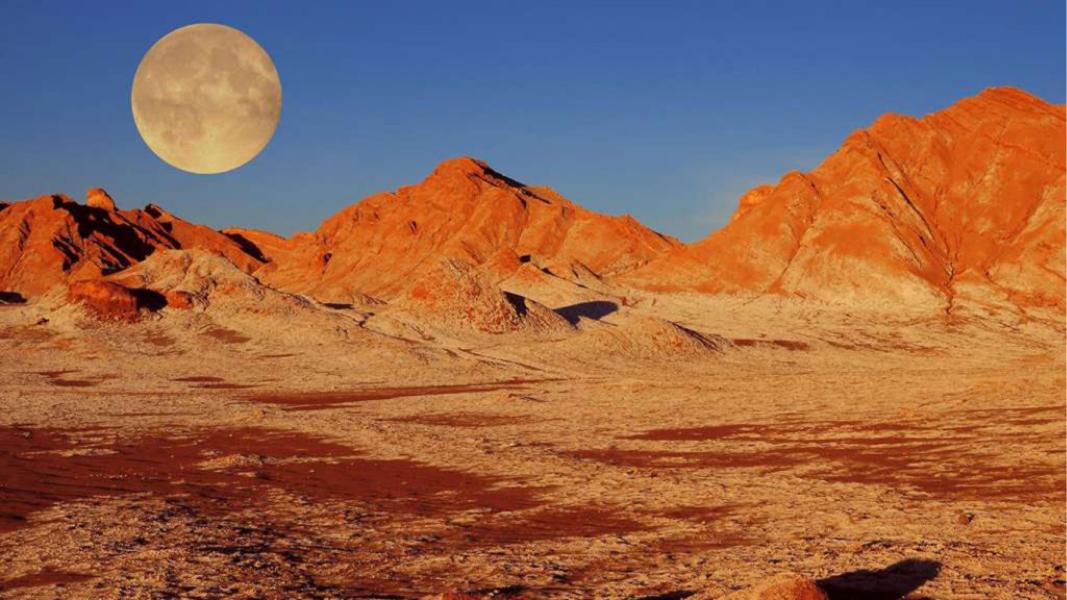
[131,24,282,174]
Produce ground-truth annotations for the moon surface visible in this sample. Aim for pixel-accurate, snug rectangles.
[131,24,282,174]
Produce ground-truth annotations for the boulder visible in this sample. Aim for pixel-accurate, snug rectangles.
[67,280,156,321]
[725,573,828,600]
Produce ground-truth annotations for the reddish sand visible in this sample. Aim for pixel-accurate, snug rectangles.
[0,425,545,536]
[172,375,227,383]
[0,423,739,596]
[32,370,102,388]
[247,381,545,410]
[0,569,93,593]
[387,413,535,428]
[577,416,1065,502]
[731,338,811,351]
[203,326,251,344]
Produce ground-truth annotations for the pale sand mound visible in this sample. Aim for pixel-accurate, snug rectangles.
[379,259,574,337]
[529,312,727,370]
[499,259,633,310]
[33,250,324,350]
[23,250,509,382]
[107,249,312,313]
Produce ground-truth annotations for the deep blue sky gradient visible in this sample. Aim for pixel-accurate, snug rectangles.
[1,1,1063,240]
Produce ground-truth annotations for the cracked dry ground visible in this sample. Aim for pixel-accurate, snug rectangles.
[0,324,1064,599]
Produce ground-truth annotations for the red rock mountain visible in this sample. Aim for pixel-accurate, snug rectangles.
[0,191,263,298]
[2,88,1062,317]
[240,157,681,302]
[623,87,1066,312]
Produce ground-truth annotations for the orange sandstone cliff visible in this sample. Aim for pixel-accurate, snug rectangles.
[622,87,1066,312]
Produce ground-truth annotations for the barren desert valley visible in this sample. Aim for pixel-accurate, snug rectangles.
[0,88,1064,599]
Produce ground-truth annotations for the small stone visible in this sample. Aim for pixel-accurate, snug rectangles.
[67,280,144,321]
[164,290,196,310]
[725,573,828,600]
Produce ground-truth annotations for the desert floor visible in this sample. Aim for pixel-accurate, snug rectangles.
[0,296,1063,599]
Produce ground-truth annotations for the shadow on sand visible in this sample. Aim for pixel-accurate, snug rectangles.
[130,288,168,311]
[0,291,26,304]
[555,300,619,324]
[818,558,941,599]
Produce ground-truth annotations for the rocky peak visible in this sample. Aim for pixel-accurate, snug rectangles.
[623,87,1066,313]
[86,188,117,211]
[0,190,266,298]
[253,157,681,301]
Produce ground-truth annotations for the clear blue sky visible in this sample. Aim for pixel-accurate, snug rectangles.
[1,1,1063,241]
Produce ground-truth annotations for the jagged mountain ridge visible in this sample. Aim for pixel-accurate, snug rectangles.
[0,87,1062,316]
[0,191,262,298]
[233,156,682,302]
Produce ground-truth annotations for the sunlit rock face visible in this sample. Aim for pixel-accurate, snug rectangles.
[66,280,150,322]
[86,188,116,211]
[247,157,682,303]
[0,190,263,298]
[3,88,1063,318]
[623,87,1066,313]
